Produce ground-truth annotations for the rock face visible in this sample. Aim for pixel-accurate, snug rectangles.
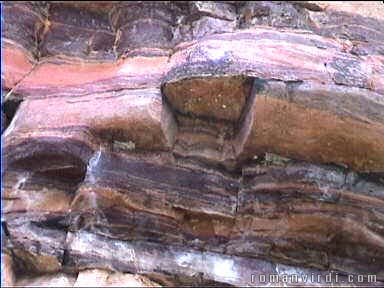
[2,1,384,287]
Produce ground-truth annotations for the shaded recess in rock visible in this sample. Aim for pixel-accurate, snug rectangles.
[4,137,91,185]
[1,92,23,133]
[162,76,257,169]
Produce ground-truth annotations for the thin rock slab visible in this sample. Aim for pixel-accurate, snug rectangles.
[66,230,384,287]
[13,56,170,98]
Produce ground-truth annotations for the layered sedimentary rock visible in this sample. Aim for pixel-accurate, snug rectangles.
[2,1,384,287]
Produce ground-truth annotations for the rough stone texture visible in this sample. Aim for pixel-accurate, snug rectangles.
[15,273,76,287]
[2,1,384,287]
[1,253,15,287]
[73,269,161,287]
[13,270,159,287]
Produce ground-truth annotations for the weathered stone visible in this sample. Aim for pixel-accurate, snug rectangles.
[164,76,252,122]
[191,16,236,39]
[15,273,76,287]
[65,151,384,277]
[74,269,161,287]
[239,1,312,29]
[1,253,15,287]
[165,29,384,171]
[306,1,384,55]
[236,80,384,173]
[66,231,384,286]
[189,2,237,21]
[13,56,170,98]
[6,213,66,274]
[3,88,177,176]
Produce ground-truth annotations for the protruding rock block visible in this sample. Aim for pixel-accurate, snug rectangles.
[237,80,384,172]
[163,75,253,165]
[165,28,384,172]
[4,88,177,176]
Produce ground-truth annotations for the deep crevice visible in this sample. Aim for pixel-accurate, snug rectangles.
[2,92,23,134]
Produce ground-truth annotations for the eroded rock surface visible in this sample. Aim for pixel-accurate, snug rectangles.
[2,1,384,287]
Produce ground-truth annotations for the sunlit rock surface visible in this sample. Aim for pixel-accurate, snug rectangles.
[2,1,384,287]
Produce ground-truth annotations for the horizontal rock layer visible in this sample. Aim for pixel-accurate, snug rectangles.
[2,1,384,287]
[3,151,384,284]
[4,27,384,172]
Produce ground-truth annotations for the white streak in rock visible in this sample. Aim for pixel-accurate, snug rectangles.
[212,257,237,281]
[87,149,102,184]
[176,253,193,268]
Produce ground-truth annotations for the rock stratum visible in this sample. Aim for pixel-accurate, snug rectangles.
[2,1,384,287]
